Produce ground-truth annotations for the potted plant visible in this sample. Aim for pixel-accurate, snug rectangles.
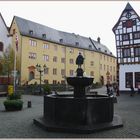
[3,93,23,111]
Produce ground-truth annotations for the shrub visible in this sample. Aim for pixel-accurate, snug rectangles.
[43,84,51,94]
[3,99,23,111]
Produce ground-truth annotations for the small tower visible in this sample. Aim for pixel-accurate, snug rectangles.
[113,3,140,92]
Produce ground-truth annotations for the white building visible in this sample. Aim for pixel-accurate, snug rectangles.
[113,3,140,92]
[0,13,12,56]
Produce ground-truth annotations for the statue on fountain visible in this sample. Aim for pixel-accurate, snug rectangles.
[76,52,84,68]
[76,52,84,77]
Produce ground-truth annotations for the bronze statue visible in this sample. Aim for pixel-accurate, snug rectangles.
[76,52,84,68]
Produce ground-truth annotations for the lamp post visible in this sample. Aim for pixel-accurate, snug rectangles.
[36,64,47,94]
[5,49,10,85]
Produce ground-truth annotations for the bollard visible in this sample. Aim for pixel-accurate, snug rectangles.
[27,101,32,108]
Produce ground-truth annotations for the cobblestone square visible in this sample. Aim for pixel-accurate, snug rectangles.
[0,87,140,138]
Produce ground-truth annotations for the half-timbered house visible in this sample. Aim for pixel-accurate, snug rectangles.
[113,3,140,92]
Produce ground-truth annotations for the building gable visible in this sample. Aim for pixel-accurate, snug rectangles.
[0,13,12,54]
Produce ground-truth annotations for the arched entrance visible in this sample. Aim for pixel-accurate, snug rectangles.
[28,66,35,81]
[29,71,35,81]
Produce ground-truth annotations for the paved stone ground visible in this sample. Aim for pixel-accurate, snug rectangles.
[0,86,140,138]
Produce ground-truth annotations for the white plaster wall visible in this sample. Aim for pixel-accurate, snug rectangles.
[119,64,140,91]
[0,16,12,55]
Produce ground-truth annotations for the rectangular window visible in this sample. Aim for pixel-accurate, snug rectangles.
[53,80,57,84]
[125,72,133,88]
[90,61,94,66]
[53,68,57,75]
[54,45,57,51]
[110,75,112,81]
[104,55,106,60]
[61,58,65,63]
[134,47,140,57]
[29,39,37,46]
[122,34,129,41]
[104,65,106,70]
[44,68,49,75]
[122,48,131,58]
[61,69,65,75]
[100,54,102,59]
[44,79,49,84]
[70,59,74,64]
[113,59,115,63]
[135,72,140,88]
[107,56,109,61]
[107,65,109,71]
[91,51,94,56]
[113,76,116,82]
[53,56,57,62]
[113,66,115,72]
[62,47,65,53]
[110,66,112,72]
[90,71,94,76]
[100,64,102,70]
[70,48,74,53]
[70,70,74,76]
[29,52,37,59]
[43,43,49,49]
[133,32,140,39]
[43,55,49,61]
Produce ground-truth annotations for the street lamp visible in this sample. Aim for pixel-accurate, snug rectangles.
[36,64,47,94]
[5,49,10,85]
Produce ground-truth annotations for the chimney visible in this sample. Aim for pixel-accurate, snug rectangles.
[97,37,100,43]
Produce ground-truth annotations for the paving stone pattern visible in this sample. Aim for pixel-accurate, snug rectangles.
[0,87,140,138]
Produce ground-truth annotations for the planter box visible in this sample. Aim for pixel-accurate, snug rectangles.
[4,99,23,111]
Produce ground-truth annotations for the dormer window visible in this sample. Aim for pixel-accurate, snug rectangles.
[42,34,46,39]
[105,50,107,53]
[110,52,112,55]
[75,42,79,46]
[98,48,101,51]
[59,39,63,43]
[89,45,92,48]
[29,30,33,35]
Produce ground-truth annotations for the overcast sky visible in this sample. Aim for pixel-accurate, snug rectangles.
[0,1,140,56]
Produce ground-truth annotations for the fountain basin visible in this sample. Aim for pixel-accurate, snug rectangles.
[67,77,94,97]
[67,77,93,87]
[34,94,123,133]
[44,94,114,125]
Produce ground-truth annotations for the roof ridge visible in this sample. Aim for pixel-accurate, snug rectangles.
[15,15,58,31]
[124,2,133,11]
[14,15,114,56]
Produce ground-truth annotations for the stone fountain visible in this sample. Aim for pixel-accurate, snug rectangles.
[34,53,123,133]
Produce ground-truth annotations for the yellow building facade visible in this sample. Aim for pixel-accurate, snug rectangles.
[9,16,116,85]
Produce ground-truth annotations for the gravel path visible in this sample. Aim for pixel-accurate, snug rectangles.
[0,87,140,138]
